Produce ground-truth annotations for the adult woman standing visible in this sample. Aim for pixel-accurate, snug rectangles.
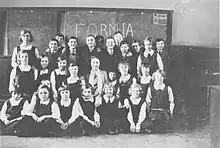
[11,29,40,69]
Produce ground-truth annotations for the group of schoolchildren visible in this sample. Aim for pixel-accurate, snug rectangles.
[0,29,174,137]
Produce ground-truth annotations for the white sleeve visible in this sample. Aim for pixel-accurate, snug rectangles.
[0,101,8,122]
[146,87,152,104]
[9,68,16,93]
[11,47,18,68]
[157,53,164,70]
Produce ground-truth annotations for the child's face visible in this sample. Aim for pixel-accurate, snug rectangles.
[20,53,29,64]
[154,73,164,83]
[114,33,123,44]
[68,39,78,49]
[55,36,64,45]
[41,80,51,88]
[69,66,78,75]
[86,36,95,47]
[109,72,116,81]
[144,40,152,51]
[156,41,165,51]
[104,87,114,96]
[131,87,141,98]
[12,92,21,101]
[132,43,141,53]
[58,60,67,70]
[141,66,150,75]
[119,64,129,75]
[91,58,100,70]
[106,39,115,49]
[49,41,58,52]
[120,44,129,54]
[60,90,70,101]
[38,88,50,101]
[83,88,92,98]
[21,32,31,43]
[40,57,49,68]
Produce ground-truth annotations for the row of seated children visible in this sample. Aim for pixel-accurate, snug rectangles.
[1,69,174,137]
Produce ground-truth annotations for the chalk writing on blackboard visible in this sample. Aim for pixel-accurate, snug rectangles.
[153,13,167,25]
[74,23,133,38]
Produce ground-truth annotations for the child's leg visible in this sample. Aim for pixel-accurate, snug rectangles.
[15,115,37,137]
[41,118,61,137]
[80,119,99,136]
[67,117,82,137]
[1,120,21,135]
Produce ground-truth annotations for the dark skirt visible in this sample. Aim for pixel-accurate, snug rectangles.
[141,110,172,133]
[0,120,20,135]
[16,115,60,137]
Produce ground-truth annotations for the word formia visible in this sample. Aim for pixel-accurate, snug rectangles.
[73,23,134,38]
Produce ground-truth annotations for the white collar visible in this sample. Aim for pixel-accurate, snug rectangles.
[91,69,100,75]
[67,76,79,84]
[130,97,141,105]
[9,98,23,106]
[107,48,114,55]
[40,99,50,105]
[55,69,67,75]
[144,49,154,56]
[40,69,49,75]
[122,52,132,57]
[110,80,117,86]
[82,96,94,102]
[140,76,152,84]
[19,65,31,71]
[60,98,71,107]
[103,95,115,103]
[154,82,165,90]
[119,74,131,83]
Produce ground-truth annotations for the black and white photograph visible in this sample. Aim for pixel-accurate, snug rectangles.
[0,0,219,147]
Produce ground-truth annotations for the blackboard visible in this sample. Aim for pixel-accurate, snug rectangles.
[7,9,57,54]
[61,9,172,46]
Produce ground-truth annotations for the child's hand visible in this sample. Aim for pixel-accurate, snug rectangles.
[32,115,39,121]
[130,122,135,133]
[135,123,141,133]
[123,100,130,109]
[90,121,97,127]
[95,121,100,128]
[36,116,46,122]
[4,119,10,125]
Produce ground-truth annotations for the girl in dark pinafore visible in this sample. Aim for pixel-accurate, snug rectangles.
[137,37,164,77]
[56,85,80,137]
[9,50,38,102]
[50,55,68,100]
[96,83,125,135]
[117,61,133,106]
[16,84,61,137]
[36,54,52,87]
[71,83,100,136]
[11,29,40,69]
[62,63,82,104]
[143,70,174,133]
[138,63,153,99]
[0,86,29,135]
[122,83,147,133]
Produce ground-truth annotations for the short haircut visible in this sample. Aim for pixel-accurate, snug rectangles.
[68,36,78,43]
[55,33,65,39]
[118,61,130,71]
[128,83,143,96]
[19,29,33,42]
[103,82,116,94]
[152,69,166,80]
[49,38,59,44]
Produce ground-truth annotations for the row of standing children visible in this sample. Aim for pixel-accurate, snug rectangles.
[0,29,174,137]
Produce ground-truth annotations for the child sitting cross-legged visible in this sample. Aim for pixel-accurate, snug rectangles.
[122,78,147,133]
[96,82,126,135]
[15,84,61,137]
[69,83,101,136]
[0,86,29,135]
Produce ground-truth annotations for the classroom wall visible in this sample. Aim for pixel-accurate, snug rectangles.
[0,0,219,48]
